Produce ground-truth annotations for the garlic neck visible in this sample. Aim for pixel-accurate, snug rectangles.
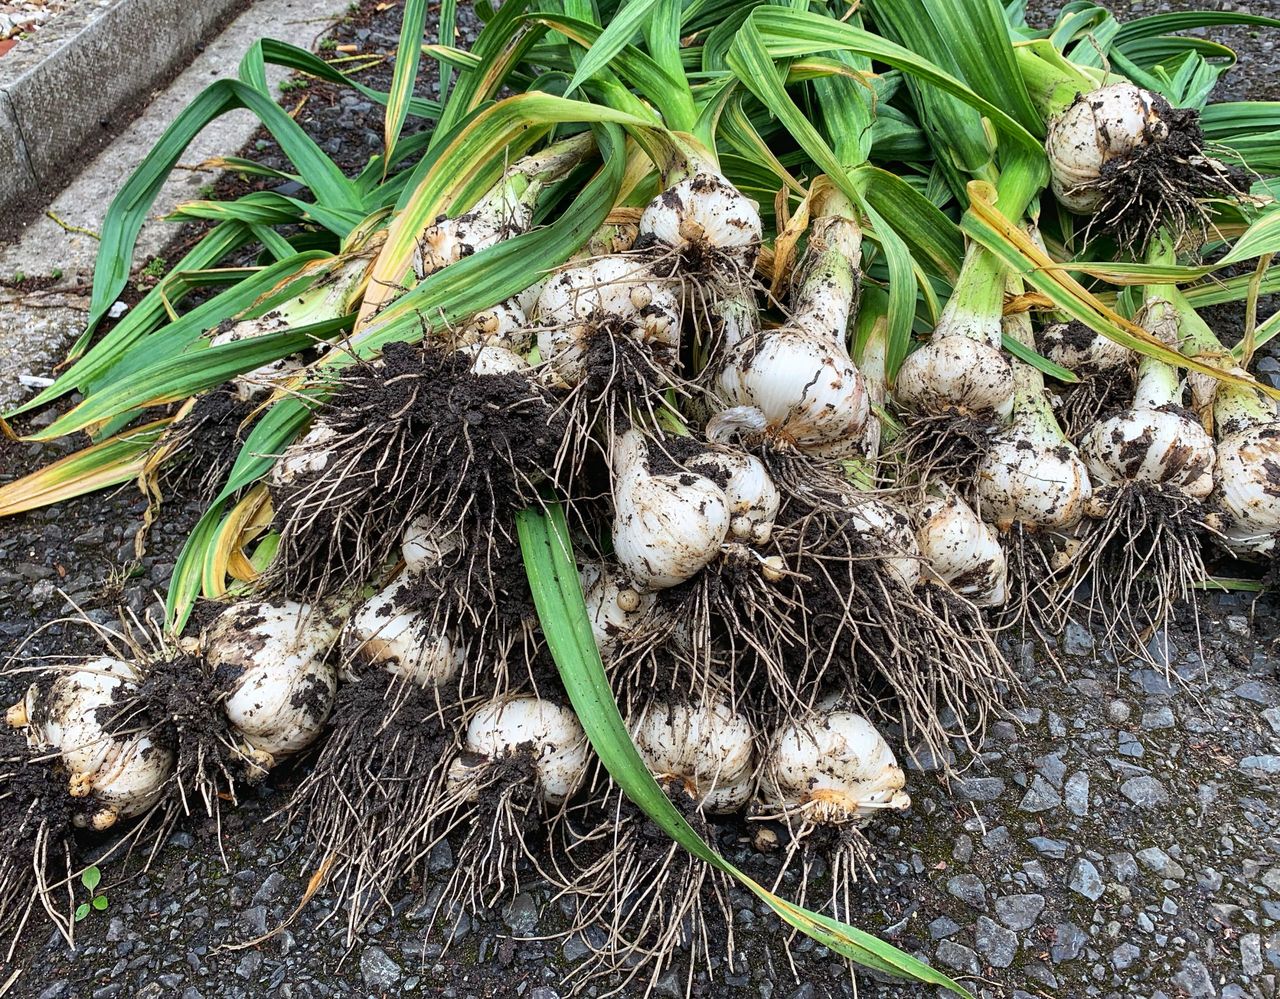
[1215,383,1277,435]
[936,243,1005,349]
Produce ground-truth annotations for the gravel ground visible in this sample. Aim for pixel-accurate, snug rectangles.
[1,3,1279,998]
[0,0,77,51]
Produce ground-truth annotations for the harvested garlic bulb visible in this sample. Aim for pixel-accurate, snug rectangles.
[581,561,660,659]
[765,703,910,826]
[343,575,464,687]
[916,490,1008,607]
[204,600,340,768]
[638,170,762,280]
[611,430,730,590]
[632,699,757,813]
[460,695,589,805]
[687,448,780,545]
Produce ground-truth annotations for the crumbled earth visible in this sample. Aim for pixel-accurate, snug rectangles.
[1,1,1279,998]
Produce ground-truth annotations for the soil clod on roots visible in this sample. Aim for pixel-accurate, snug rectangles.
[269,340,567,597]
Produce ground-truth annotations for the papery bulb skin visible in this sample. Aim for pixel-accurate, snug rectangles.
[611,430,731,590]
[581,562,659,659]
[205,600,340,763]
[268,421,340,489]
[456,299,531,352]
[632,699,757,814]
[916,491,1009,606]
[639,171,762,280]
[343,576,464,687]
[846,495,922,592]
[1046,83,1168,213]
[687,450,780,544]
[17,658,173,827]
[894,336,1015,418]
[1081,407,1215,499]
[454,342,530,376]
[1038,321,1131,375]
[718,329,870,457]
[766,705,910,826]
[1214,423,1280,554]
[464,696,588,805]
[534,257,680,386]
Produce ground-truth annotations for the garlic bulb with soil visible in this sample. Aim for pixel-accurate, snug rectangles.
[534,257,680,387]
[8,658,174,830]
[638,167,762,282]
[1211,383,1280,554]
[401,514,461,574]
[763,702,910,827]
[455,298,531,353]
[976,313,1093,531]
[611,430,731,590]
[632,699,757,813]
[1079,351,1214,502]
[845,493,922,592]
[916,491,1008,607]
[268,420,340,489]
[457,695,588,805]
[343,575,464,687]
[455,342,530,376]
[1038,320,1132,375]
[203,600,341,770]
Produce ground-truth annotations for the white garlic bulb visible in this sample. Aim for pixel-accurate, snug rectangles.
[1037,321,1131,375]
[687,449,780,545]
[268,420,340,489]
[765,704,909,826]
[204,600,340,766]
[611,430,731,590]
[209,316,306,402]
[10,658,174,829]
[632,699,756,814]
[717,328,870,457]
[401,515,461,574]
[1214,423,1280,554]
[893,335,1015,418]
[1081,408,1215,499]
[454,342,530,376]
[462,696,588,805]
[455,298,531,352]
[534,257,680,386]
[845,494,921,592]
[638,170,762,279]
[916,491,1008,606]
[343,576,464,687]
[1045,83,1167,213]
[581,561,660,659]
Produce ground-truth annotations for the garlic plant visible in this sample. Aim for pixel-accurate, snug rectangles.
[631,698,757,813]
[1038,319,1132,375]
[976,311,1093,532]
[1018,47,1242,248]
[714,191,870,457]
[7,658,174,830]
[203,600,341,773]
[1079,298,1215,502]
[611,429,730,590]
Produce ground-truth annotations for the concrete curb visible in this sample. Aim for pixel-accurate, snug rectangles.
[0,0,246,226]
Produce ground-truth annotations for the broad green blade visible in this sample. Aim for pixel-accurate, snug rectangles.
[0,419,171,516]
[385,0,429,164]
[564,0,662,99]
[516,502,974,997]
